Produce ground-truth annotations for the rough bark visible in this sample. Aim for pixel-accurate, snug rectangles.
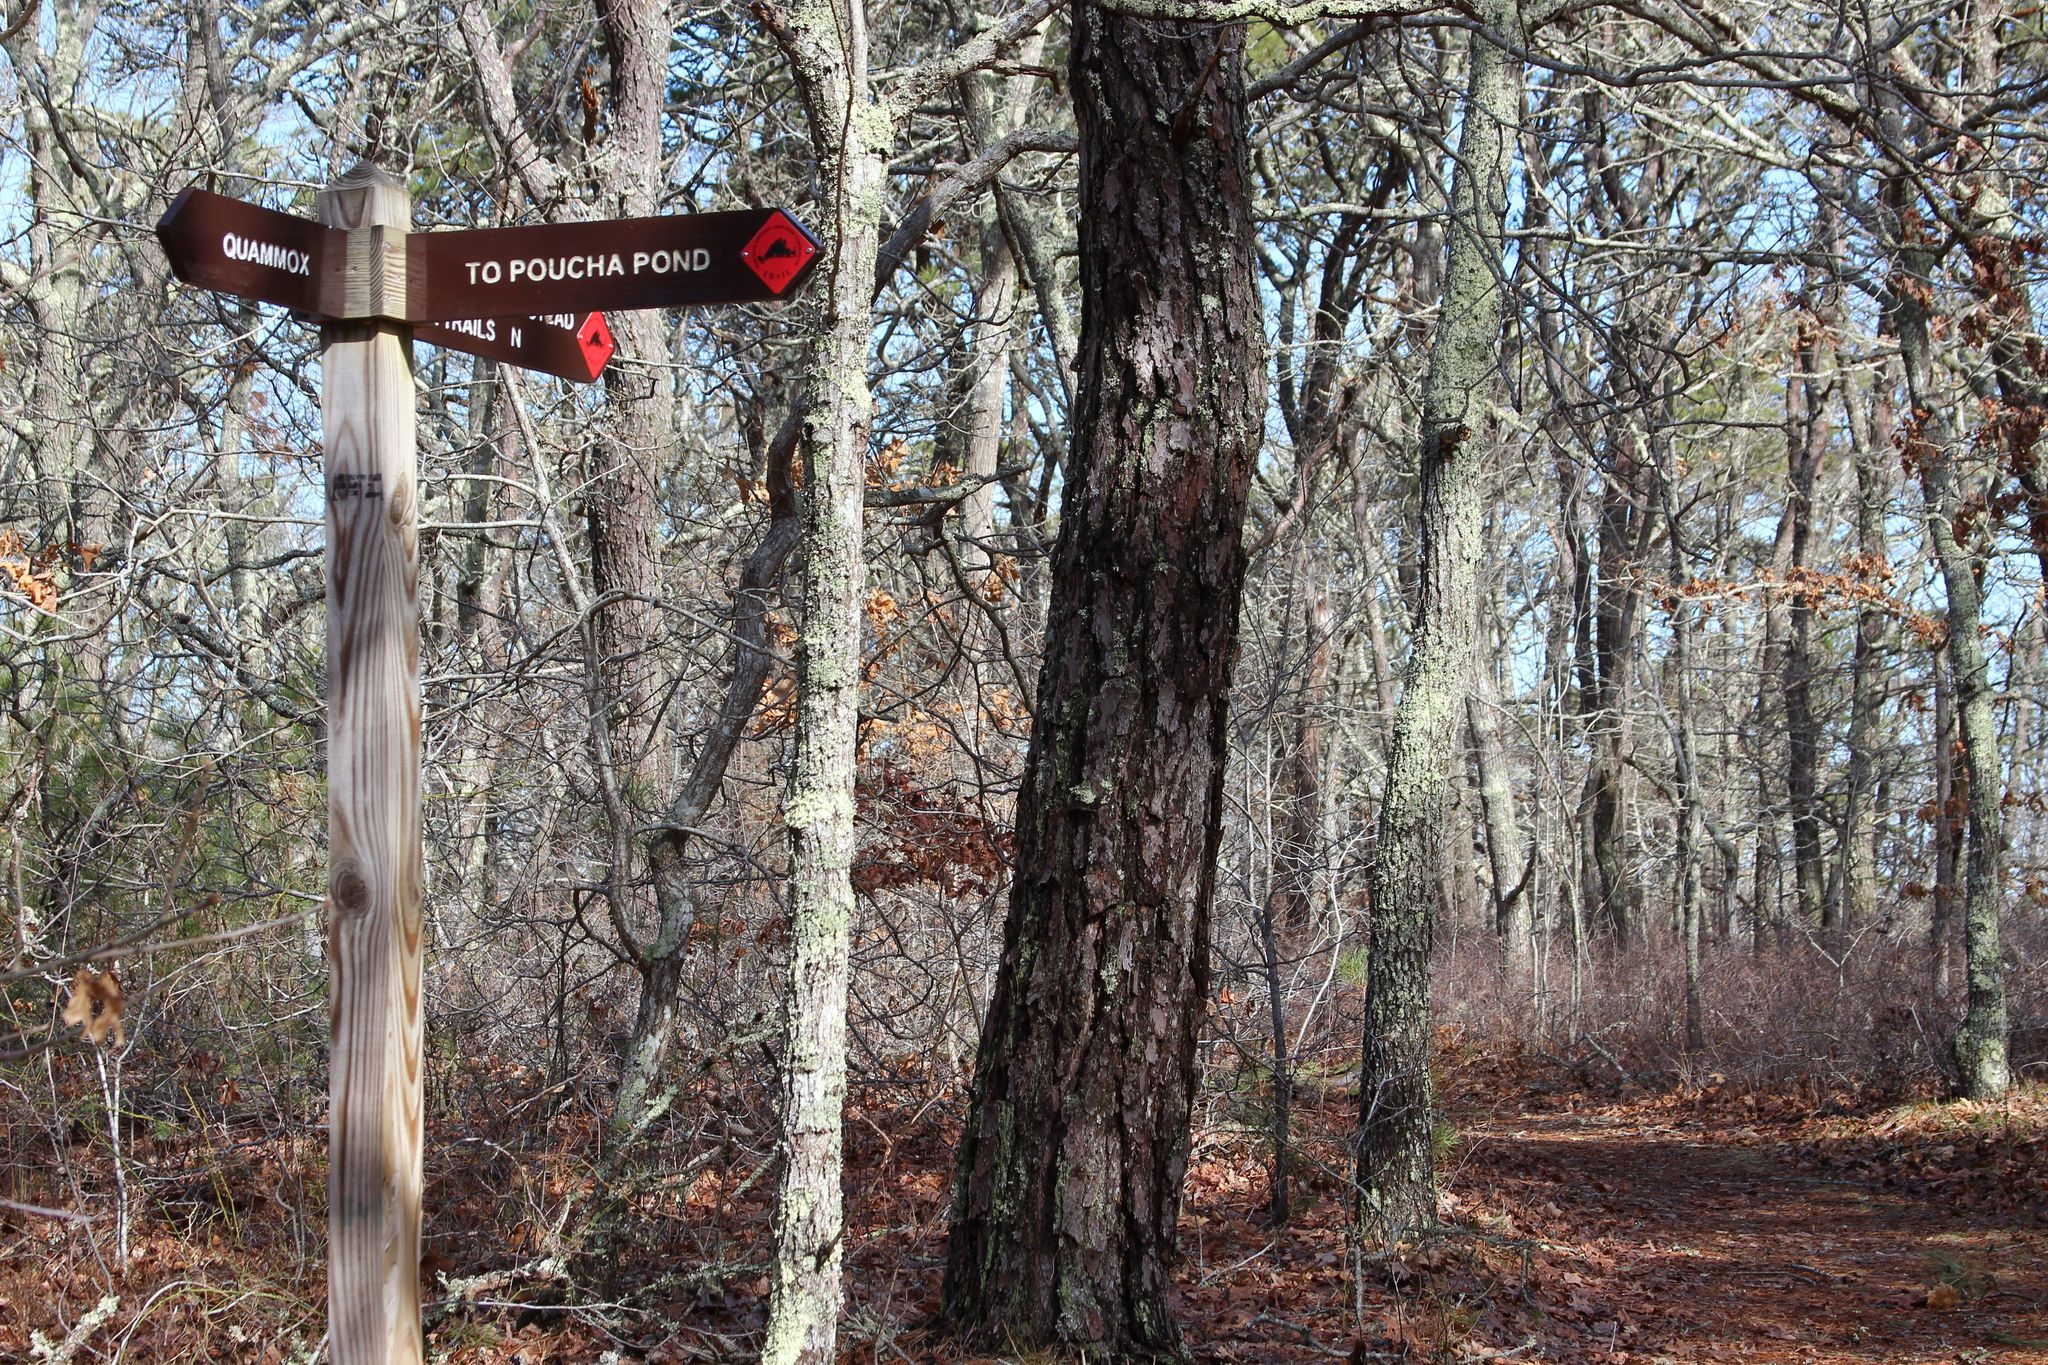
[587,0,676,797]
[942,7,1263,1357]
[1355,0,1521,1251]
[758,2,888,1358]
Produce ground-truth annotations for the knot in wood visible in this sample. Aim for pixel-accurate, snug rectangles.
[332,863,372,921]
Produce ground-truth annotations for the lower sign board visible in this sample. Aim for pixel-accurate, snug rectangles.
[407,209,820,321]
[415,312,615,383]
[155,187,340,314]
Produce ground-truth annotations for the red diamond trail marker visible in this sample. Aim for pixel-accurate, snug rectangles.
[414,311,616,383]
[742,211,818,293]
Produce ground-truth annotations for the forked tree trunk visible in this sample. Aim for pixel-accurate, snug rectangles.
[942,8,1263,1357]
[1355,0,1522,1250]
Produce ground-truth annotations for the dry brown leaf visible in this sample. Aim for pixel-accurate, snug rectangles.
[60,968,125,1048]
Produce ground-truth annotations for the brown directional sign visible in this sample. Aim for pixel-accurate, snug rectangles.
[157,187,817,373]
[415,312,616,383]
[155,187,342,314]
[406,209,820,321]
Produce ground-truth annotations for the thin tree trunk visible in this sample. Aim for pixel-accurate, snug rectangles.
[759,5,885,1357]
[1892,192,2010,1100]
[1932,648,1959,994]
[1783,236,1837,933]
[1663,488,1706,1054]
[1355,0,1521,1250]
[1468,679,1530,974]
[1259,889,1292,1226]
[1277,585,1332,933]
[610,419,802,1153]
[1837,372,1892,931]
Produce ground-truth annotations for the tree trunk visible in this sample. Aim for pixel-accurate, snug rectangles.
[589,0,675,796]
[942,9,1262,1357]
[1277,584,1332,933]
[1663,489,1707,1054]
[1892,196,2010,1100]
[1931,648,1959,994]
[1837,372,1892,931]
[1783,244,1837,934]
[1355,0,1521,1250]
[758,7,885,1359]
[610,419,801,1153]
[1468,678,1530,974]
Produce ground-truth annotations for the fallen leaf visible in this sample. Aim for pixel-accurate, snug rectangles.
[60,968,125,1048]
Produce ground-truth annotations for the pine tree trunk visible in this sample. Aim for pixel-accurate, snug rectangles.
[942,9,1262,1357]
[1355,0,1521,1251]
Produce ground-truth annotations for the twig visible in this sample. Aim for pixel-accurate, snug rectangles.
[1247,1312,1350,1356]
[423,1256,569,1327]
[0,912,310,985]
[30,1295,118,1363]
[0,1196,94,1222]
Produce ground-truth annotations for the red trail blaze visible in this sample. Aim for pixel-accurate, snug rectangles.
[741,212,818,294]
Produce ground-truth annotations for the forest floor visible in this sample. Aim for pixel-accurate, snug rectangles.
[3,1049,2045,1362]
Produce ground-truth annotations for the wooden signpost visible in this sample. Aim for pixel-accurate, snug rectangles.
[155,163,819,1364]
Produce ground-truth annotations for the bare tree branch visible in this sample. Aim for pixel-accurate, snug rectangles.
[873,129,1077,295]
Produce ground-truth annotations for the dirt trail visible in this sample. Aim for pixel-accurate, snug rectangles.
[1458,1106,2048,1362]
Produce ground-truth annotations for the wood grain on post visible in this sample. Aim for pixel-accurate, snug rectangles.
[317,162,424,1365]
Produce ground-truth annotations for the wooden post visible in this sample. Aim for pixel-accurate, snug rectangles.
[317,162,424,1364]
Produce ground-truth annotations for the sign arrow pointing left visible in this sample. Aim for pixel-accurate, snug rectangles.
[158,188,616,383]
[155,187,342,315]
